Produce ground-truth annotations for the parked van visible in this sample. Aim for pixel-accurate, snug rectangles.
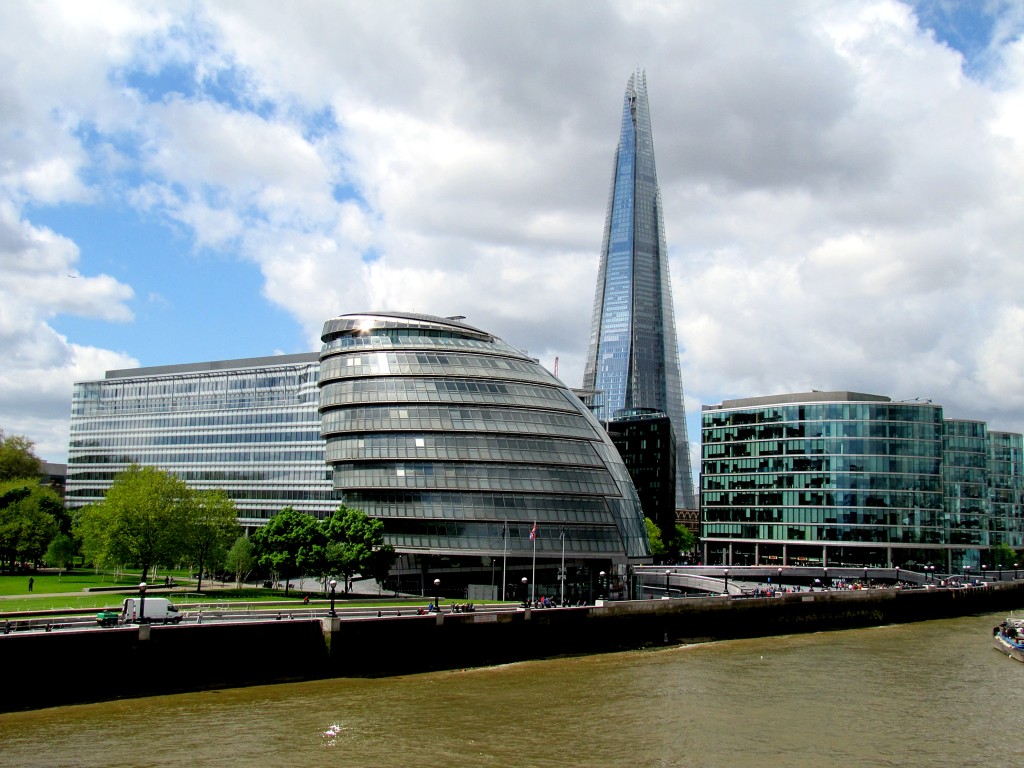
[121,596,183,624]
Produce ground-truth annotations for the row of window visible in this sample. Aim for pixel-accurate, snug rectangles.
[69,408,320,436]
[703,456,942,475]
[319,378,571,410]
[333,462,617,495]
[343,491,617,525]
[703,404,944,427]
[702,471,942,492]
[321,406,598,440]
[702,438,943,459]
[702,524,987,545]
[702,490,943,509]
[68,450,325,465]
[702,422,941,443]
[325,433,601,466]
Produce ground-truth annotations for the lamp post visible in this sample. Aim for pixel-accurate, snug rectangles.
[981,564,987,583]
[823,567,829,590]
[723,568,729,596]
[864,566,869,586]
[433,578,441,612]
[665,569,671,597]
[894,566,899,587]
[778,567,783,587]
[1016,563,1019,580]
[963,564,970,585]
[138,581,147,623]
[329,579,337,617]
[599,571,606,600]
[521,576,529,608]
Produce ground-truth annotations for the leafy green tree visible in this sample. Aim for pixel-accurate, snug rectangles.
[186,489,241,592]
[671,524,697,558]
[225,535,257,587]
[73,503,116,572]
[992,542,1018,567]
[80,465,192,581]
[0,430,42,482]
[250,507,320,595]
[315,506,394,593]
[0,479,61,569]
[645,517,667,557]
[44,532,77,574]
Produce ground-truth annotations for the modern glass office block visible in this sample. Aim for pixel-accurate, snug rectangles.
[582,70,696,512]
[988,431,1024,550]
[700,392,946,568]
[67,354,334,528]
[319,312,650,565]
[700,391,1024,571]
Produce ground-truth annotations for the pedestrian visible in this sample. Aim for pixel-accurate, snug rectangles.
[28,577,33,592]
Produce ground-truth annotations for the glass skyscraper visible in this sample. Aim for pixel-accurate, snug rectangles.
[583,70,696,512]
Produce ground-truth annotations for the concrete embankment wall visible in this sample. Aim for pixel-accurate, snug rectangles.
[7,584,1024,713]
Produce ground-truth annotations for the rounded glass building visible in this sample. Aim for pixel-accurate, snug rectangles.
[319,312,650,593]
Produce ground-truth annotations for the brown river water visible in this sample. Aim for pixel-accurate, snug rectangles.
[1,610,1021,767]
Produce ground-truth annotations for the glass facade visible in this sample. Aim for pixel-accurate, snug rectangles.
[988,431,1024,550]
[319,312,650,565]
[701,392,1024,570]
[606,409,676,540]
[582,70,696,511]
[67,354,334,528]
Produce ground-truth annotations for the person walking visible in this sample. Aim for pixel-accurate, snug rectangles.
[28,577,34,592]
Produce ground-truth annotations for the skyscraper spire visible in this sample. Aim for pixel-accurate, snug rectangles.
[583,70,697,511]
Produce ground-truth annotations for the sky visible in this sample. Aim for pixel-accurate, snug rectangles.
[3,0,1024,471]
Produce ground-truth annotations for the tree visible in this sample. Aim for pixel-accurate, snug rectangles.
[645,517,667,557]
[80,465,192,581]
[73,503,117,572]
[0,479,61,569]
[44,532,77,574]
[671,524,697,558]
[225,535,257,588]
[250,507,320,596]
[186,489,241,592]
[0,430,42,482]
[992,541,1018,567]
[315,506,394,593]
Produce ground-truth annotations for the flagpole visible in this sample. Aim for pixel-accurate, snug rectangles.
[531,521,537,605]
[502,520,508,601]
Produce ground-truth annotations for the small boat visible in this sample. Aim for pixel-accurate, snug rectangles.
[993,619,1024,662]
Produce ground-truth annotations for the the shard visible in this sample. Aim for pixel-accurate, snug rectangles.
[583,70,697,512]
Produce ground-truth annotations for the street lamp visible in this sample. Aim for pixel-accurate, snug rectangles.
[963,564,970,585]
[665,569,671,597]
[1016,563,1019,580]
[778,567,783,586]
[521,576,529,608]
[894,566,899,586]
[981,564,987,583]
[723,568,730,596]
[329,579,337,617]
[138,581,147,623]
[599,571,606,599]
[433,578,441,612]
[823,567,829,590]
[864,566,869,585]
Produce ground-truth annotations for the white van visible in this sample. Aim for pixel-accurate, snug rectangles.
[122,596,183,624]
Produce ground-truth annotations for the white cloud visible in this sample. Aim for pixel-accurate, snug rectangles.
[2,0,1024,467]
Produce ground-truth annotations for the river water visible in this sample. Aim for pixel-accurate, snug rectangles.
[1,610,1021,767]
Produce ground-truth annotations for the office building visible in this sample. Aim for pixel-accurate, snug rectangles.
[66,353,333,529]
[582,70,696,512]
[319,312,651,593]
[605,409,676,539]
[700,391,1024,571]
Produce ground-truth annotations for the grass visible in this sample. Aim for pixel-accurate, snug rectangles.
[0,571,453,615]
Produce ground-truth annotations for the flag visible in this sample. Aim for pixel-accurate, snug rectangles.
[529,522,537,541]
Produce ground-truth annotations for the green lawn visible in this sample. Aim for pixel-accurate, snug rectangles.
[0,571,452,614]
